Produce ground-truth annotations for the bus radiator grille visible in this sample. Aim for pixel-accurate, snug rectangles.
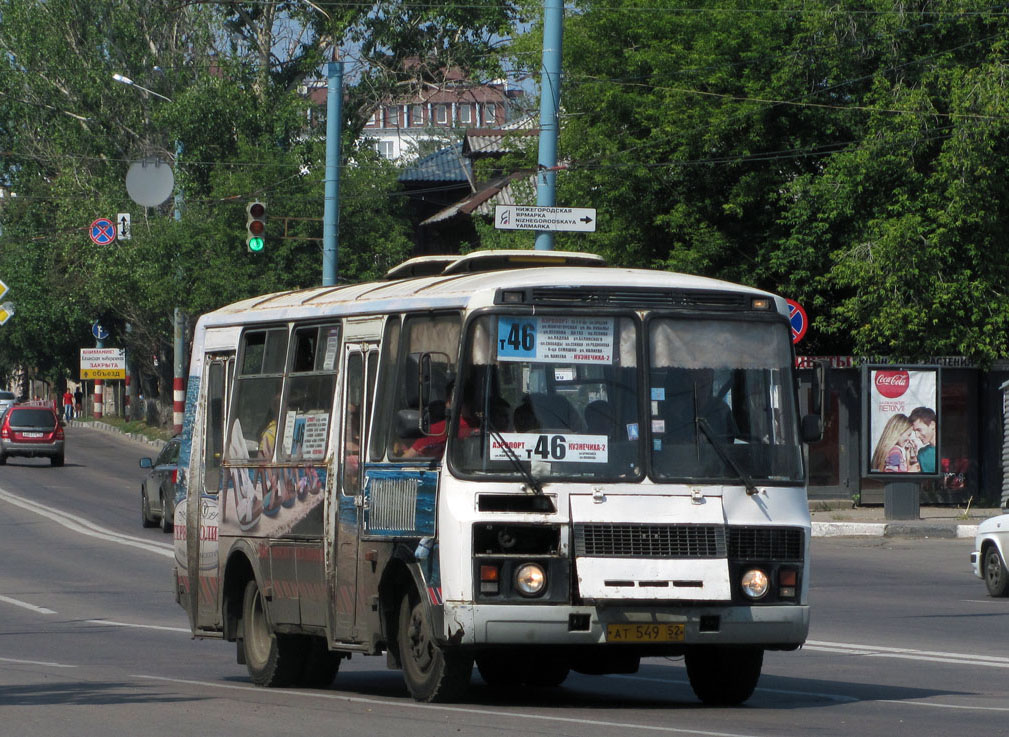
[726,526,804,561]
[573,524,727,558]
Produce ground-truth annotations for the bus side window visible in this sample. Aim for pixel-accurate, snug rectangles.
[279,324,340,461]
[342,352,364,494]
[227,328,287,462]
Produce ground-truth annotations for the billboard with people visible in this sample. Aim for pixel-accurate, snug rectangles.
[864,365,940,477]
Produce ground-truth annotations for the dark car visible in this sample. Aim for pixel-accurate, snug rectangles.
[140,436,181,533]
[0,404,65,466]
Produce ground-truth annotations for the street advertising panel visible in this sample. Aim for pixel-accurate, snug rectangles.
[80,348,127,380]
[863,365,940,477]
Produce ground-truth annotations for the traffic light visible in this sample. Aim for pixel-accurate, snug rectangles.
[246,200,266,252]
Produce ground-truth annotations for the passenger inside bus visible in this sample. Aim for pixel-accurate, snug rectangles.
[401,381,473,459]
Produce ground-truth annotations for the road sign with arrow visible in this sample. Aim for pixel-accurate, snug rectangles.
[495,205,597,233]
[117,212,131,240]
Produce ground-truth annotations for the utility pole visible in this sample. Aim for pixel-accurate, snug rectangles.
[323,60,344,286]
[535,0,564,251]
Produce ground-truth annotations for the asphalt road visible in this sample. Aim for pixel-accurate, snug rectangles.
[1,426,1007,737]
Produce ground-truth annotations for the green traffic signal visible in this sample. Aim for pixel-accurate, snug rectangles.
[245,200,266,252]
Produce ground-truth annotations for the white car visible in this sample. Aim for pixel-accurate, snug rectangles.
[972,513,1009,596]
[0,391,15,414]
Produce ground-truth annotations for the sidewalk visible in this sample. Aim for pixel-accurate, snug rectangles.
[809,499,1000,539]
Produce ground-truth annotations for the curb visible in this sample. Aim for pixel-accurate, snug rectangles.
[812,521,979,539]
[69,419,166,451]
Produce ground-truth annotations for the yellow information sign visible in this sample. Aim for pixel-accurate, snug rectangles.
[80,368,127,380]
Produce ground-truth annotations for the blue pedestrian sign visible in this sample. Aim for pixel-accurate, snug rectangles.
[786,299,807,344]
[89,217,117,245]
[92,321,110,341]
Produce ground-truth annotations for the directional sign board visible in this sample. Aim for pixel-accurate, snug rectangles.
[495,205,597,233]
[80,348,126,380]
[786,299,808,344]
[89,217,117,245]
[117,212,131,240]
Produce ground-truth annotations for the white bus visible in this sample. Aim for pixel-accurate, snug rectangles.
[173,250,821,704]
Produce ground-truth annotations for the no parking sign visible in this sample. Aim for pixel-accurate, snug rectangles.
[89,217,116,245]
[786,299,807,344]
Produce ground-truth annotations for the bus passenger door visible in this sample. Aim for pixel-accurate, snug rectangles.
[333,343,377,638]
[188,353,232,632]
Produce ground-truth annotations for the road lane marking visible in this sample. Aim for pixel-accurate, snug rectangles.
[87,619,190,633]
[0,486,173,558]
[0,594,56,615]
[0,656,76,668]
[805,639,1009,668]
[134,674,764,737]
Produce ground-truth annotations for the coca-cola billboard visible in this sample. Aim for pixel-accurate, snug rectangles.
[866,366,939,476]
[874,370,910,399]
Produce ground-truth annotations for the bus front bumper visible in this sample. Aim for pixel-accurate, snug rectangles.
[442,602,810,649]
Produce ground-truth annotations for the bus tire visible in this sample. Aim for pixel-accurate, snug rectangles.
[298,636,341,688]
[398,589,472,702]
[240,579,305,687]
[685,646,763,705]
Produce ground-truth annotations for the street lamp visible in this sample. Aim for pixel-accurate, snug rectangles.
[112,73,173,102]
[112,71,184,433]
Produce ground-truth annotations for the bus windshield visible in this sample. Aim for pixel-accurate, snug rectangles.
[648,316,803,483]
[451,312,803,484]
[451,314,641,481]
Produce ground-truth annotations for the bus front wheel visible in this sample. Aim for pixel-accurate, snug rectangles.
[398,590,472,702]
[685,646,763,705]
[240,580,305,687]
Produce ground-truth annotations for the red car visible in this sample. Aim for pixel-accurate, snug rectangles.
[0,403,66,466]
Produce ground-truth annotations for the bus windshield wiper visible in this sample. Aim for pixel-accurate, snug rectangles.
[486,422,543,495]
[696,417,758,496]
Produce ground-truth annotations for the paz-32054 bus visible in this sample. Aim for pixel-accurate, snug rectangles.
[173,250,821,704]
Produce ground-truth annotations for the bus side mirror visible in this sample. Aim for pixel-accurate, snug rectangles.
[418,352,450,434]
[801,413,822,443]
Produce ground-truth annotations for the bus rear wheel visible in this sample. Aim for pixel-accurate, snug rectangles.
[685,646,763,705]
[240,580,305,687]
[398,590,472,702]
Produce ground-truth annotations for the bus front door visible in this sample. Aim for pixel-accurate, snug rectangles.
[187,353,232,632]
[333,343,377,640]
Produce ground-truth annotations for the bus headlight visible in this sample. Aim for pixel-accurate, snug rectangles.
[514,563,547,597]
[741,569,769,599]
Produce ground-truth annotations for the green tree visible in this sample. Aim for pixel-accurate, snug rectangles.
[0,0,509,404]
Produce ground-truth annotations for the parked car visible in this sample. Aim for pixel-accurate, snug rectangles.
[972,513,1009,596]
[0,403,65,466]
[140,436,181,533]
[0,391,16,414]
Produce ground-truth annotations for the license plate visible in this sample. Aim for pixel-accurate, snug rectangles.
[20,432,44,438]
[605,623,685,643]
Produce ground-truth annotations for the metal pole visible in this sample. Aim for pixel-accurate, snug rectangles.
[173,307,185,435]
[535,0,564,251]
[322,61,344,286]
[94,334,103,420]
